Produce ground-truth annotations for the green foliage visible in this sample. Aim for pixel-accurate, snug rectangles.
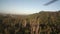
[0,11,60,34]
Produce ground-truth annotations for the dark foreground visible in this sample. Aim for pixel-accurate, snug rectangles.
[0,11,60,34]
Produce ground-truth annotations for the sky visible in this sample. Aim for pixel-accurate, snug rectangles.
[0,0,60,14]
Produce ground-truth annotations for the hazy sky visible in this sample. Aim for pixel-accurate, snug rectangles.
[0,0,60,14]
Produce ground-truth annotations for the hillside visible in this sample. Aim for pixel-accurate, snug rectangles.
[0,11,60,34]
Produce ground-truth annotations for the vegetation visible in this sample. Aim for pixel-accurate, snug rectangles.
[0,11,60,34]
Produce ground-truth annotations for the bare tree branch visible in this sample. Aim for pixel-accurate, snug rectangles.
[44,0,58,6]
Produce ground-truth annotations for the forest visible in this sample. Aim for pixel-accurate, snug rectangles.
[0,11,60,34]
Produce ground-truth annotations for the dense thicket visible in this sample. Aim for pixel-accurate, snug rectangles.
[0,11,60,34]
